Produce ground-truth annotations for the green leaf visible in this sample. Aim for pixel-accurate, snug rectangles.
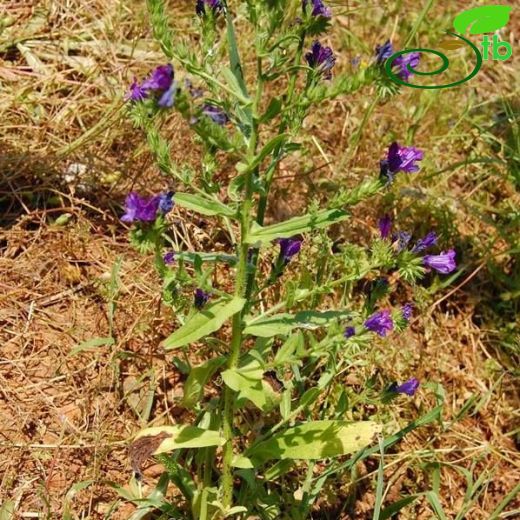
[246,208,349,244]
[380,495,421,520]
[132,425,226,456]
[182,357,226,408]
[243,134,288,175]
[222,362,280,412]
[300,387,321,409]
[232,455,254,469]
[176,252,238,266]
[69,336,115,356]
[259,97,282,124]
[221,67,250,106]
[247,420,381,464]
[175,192,236,217]
[425,491,448,520]
[163,297,246,350]
[274,331,304,365]
[244,310,351,338]
[453,5,511,35]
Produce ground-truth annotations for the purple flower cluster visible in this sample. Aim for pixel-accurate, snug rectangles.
[380,142,424,184]
[302,0,331,19]
[127,64,176,108]
[121,191,174,223]
[305,41,336,79]
[196,0,223,17]
[377,215,456,274]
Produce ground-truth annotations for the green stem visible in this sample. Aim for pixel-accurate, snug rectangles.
[220,55,264,511]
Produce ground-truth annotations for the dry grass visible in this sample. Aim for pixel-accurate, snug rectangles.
[1,0,519,518]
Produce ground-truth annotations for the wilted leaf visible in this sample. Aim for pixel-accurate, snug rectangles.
[129,425,225,473]
[437,39,466,50]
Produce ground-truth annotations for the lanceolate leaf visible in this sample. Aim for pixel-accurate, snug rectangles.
[176,252,238,266]
[246,209,349,244]
[244,310,351,338]
[247,420,381,464]
[175,192,236,217]
[163,297,246,350]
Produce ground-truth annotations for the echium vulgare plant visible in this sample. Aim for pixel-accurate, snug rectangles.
[122,0,456,518]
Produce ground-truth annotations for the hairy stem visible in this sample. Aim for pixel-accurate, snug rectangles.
[220,51,264,510]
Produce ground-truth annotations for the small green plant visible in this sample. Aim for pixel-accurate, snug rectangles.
[119,1,458,518]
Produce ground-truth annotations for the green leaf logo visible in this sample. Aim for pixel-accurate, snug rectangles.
[453,5,512,35]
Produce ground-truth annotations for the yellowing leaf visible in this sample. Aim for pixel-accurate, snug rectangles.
[247,420,381,464]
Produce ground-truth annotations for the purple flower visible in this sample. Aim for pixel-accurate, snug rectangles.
[364,310,393,337]
[402,303,413,321]
[185,79,204,99]
[381,142,424,183]
[344,326,356,338]
[423,249,457,274]
[393,231,412,252]
[127,79,148,102]
[121,191,173,223]
[141,64,174,91]
[194,288,211,309]
[378,214,392,239]
[390,377,420,396]
[158,82,177,108]
[302,0,331,19]
[127,64,175,107]
[121,193,161,223]
[163,251,175,265]
[305,41,336,79]
[393,52,421,80]
[278,237,302,264]
[375,40,393,63]
[388,142,424,173]
[412,231,437,253]
[202,104,229,126]
[158,191,174,214]
[196,0,223,17]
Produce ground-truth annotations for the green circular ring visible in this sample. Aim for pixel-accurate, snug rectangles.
[384,31,483,90]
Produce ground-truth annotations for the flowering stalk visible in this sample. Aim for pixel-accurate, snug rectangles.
[220,40,265,513]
